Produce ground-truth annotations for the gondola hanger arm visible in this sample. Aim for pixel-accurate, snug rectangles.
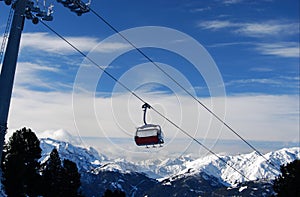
[142,103,151,125]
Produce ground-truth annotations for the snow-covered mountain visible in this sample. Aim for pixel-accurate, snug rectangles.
[40,138,107,171]
[39,138,299,196]
[40,138,299,183]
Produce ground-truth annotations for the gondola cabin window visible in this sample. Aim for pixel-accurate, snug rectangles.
[136,129,158,137]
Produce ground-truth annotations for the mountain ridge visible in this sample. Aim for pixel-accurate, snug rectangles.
[39,138,299,196]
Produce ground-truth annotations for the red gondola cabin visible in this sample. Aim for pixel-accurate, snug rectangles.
[134,124,164,146]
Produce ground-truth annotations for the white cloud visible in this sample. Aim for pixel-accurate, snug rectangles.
[235,22,299,37]
[226,78,282,86]
[198,20,237,30]
[222,0,243,5]
[249,67,273,72]
[12,60,77,93]
[279,76,300,81]
[20,32,130,54]
[207,41,299,58]
[20,32,96,54]
[222,94,299,142]
[9,89,76,133]
[207,41,252,48]
[7,88,299,144]
[255,42,300,58]
[37,129,81,145]
[6,83,298,159]
[198,20,299,37]
[14,61,62,90]
[190,7,211,13]
[225,76,299,91]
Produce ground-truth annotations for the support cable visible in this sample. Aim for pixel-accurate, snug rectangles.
[88,7,279,171]
[40,20,252,182]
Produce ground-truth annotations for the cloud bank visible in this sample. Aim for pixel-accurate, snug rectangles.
[20,32,130,54]
[8,89,299,143]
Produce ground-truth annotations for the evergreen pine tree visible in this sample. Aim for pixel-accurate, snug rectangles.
[42,149,83,196]
[42,148,64,197]
[1,127,42,196]
[62,159,81,196]
[103,189,113,197]
[103,189,126,197]
[273,159,300,197]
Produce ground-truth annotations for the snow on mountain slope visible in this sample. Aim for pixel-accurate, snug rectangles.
[161,147,299,186]
[39,138,299,186]
[40,138,107,171]
[134,155,194,179]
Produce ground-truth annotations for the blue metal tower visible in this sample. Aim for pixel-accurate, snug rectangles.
[0,0,30,165]
[0,0,89,172]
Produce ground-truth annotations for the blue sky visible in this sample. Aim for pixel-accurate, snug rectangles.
[1,0,298,95]
[0,0,299,156]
